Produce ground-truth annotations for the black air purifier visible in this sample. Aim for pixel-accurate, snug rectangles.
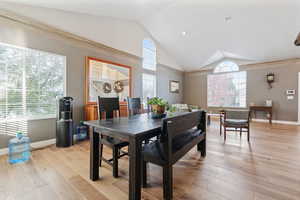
[56,97,74,147]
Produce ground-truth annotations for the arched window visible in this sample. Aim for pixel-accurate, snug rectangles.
[142,39,156,107]
[214,60,239,73]
[208,60,246,108]
[142,39,156,71]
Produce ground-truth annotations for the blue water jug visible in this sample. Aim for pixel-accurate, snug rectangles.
[8,133,31,164]
[75,121,88,142]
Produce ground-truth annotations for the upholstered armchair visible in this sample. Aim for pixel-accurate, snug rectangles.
[223,110,250,141]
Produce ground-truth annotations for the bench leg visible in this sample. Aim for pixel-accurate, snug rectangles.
[163,166,173,200]
[197,139,206,157]
[99,144,103,167]
[112,147,119,178]
[142,161,147,188]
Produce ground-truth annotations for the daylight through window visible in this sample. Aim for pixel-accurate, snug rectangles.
[207,61,246,108]
[0,43,65,135]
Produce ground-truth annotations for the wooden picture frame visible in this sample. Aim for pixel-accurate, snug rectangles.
[169,80,180,93]
[85,56,132,105]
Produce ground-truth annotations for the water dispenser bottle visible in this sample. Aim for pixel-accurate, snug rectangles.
[74,121,88,142]
[8,133,31,164]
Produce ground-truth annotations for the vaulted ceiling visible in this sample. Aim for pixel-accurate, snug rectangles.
[1,0,299,71]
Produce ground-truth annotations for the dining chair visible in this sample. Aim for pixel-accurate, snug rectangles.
[127,97,142,116]
[97,97,129,178]
[142,111,207,200]
[223,110,250,141]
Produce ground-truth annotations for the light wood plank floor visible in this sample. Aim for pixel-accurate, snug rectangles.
[1,121,300,200]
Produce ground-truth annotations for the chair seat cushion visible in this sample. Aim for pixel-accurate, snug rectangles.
[101,135,129,148]
[142,128,203,165]
[224,119,248,127]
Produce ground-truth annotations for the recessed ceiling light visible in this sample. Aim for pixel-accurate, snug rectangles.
[225,16,232,22]
[182,31,187,36]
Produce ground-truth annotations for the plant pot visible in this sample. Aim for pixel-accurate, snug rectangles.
[151,105,166,115]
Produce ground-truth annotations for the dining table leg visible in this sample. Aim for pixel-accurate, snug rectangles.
[129,137,142,200]
[90,127,100,181]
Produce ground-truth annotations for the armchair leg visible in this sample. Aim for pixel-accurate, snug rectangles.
[240,128,242,138]
[163,166,173,200]
[112,147,119,178]
[247,127,250,142]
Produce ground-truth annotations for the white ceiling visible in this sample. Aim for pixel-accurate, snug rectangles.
[1,0,300,71]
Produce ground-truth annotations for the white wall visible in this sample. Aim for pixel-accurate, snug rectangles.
[0,2,182,70]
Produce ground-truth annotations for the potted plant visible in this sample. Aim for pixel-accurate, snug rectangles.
[148,97,168,118]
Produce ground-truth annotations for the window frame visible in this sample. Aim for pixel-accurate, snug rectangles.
[142,39,157,71]
[0,42,66,122]
[207,61,247,109]
[142,39,157,107]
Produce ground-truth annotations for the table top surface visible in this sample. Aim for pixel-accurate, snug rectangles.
[84,113,186,138]
[249,105,272,110]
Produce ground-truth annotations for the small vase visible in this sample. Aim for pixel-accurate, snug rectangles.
[151,105,166,118]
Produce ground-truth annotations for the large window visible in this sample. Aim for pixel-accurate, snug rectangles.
[142,39,156,71]
[142,39,156,106]
[0,42,65,135]
[142,73,156,102]
[207,61,246,108]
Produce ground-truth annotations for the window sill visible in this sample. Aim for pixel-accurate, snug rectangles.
[26,115,56,121]
[0,115,56,123]
[207,106,248,109]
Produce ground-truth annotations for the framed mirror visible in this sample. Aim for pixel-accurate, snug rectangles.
[85,57,132,104]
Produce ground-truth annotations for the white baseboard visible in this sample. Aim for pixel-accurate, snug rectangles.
[0,138,56,156]
[252,118,300,125]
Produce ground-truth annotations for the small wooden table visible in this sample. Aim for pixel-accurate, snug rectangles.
[249,106,272,124]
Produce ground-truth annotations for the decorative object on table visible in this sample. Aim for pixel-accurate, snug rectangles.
[249,102,255,106]
[103,82,112,93]
[56,96,74,148]
[266,73,275,89]
[113,80,124,93]
[74,121,88,142]
[286,89,296,95]
[8,132,31,164]
[295,32,300,46]
[171,103,189,112]
[148,97,168,118]
[169,80,180,93]
[265,100,272,107]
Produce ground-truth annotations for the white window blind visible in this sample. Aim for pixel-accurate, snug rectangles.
[207,71,247,108]
[0,43,65,136]
[142,73,156,106]
[142,39,156,71]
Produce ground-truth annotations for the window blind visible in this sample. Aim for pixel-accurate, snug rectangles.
[0,43,65,136]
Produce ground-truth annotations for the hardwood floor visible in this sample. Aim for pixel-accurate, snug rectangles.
[1,121,300,200]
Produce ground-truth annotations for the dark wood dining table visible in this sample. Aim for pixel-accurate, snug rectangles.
[84,113,166,200]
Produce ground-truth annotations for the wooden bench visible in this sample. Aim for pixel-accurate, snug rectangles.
[142,111,206,200]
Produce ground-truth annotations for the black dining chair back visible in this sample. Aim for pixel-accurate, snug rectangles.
[142,111,206,200]
[98,97,120,119]
[96,96,129,178]
[127,97,142,116]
